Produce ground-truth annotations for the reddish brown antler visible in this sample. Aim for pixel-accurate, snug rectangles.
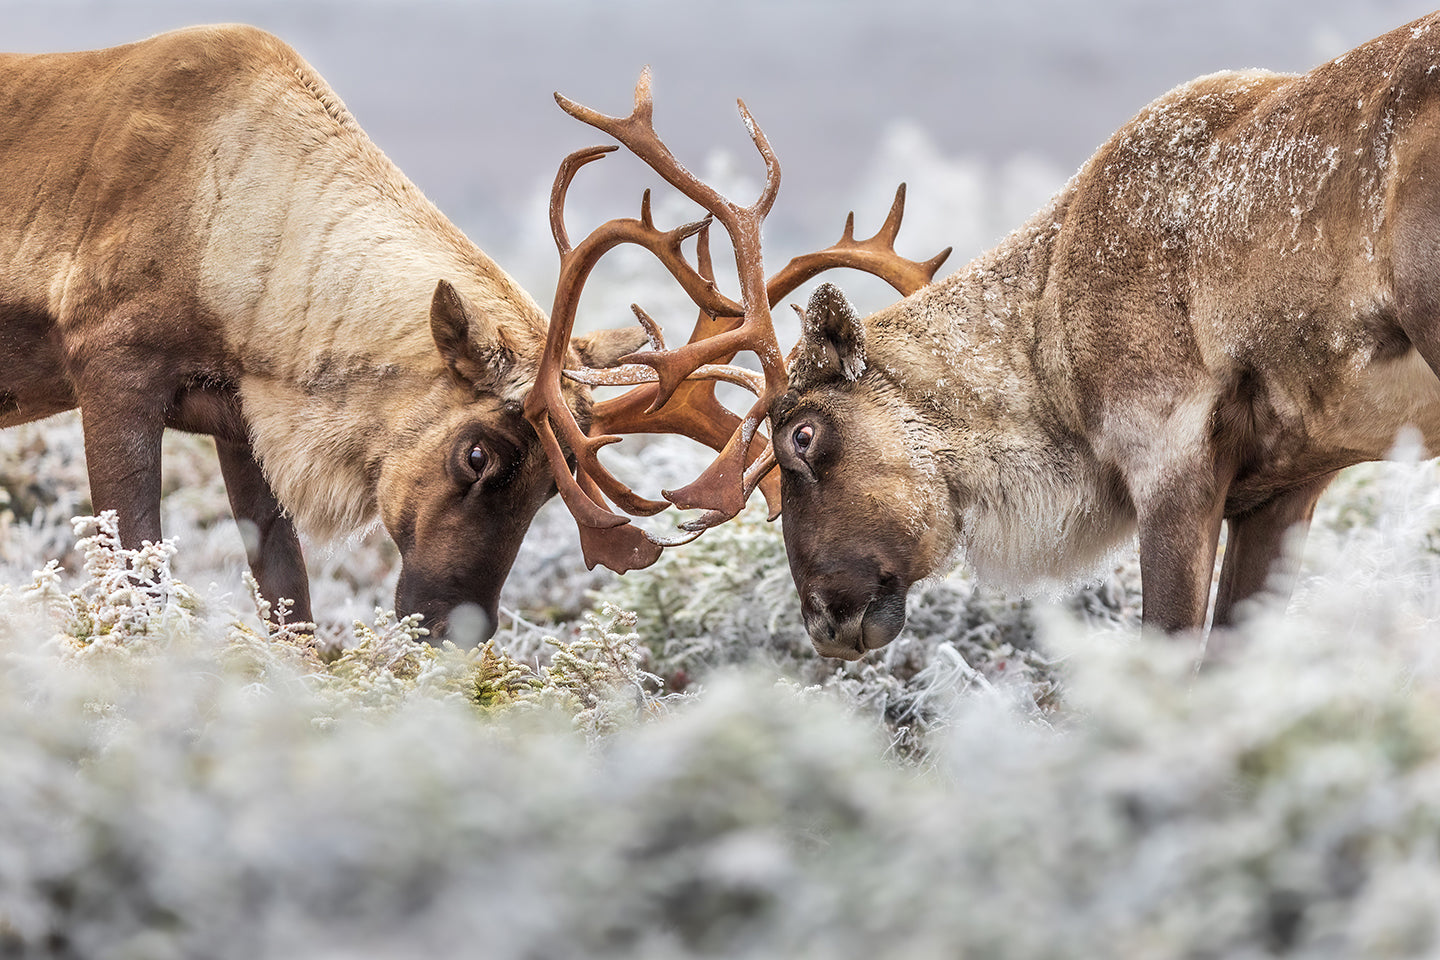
[767,183,953,302]
[525,69,951,573]
[525,70,787,571]
[578,221,783,521]
[523,148,737,571]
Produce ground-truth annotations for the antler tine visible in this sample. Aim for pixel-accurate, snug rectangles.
[921,245,954,278]
[631,303,666,352]
[736,98,782,221]
[876,180,908,244]
[765,182,954,303]
[556,70,781,237]
[550,145,618,255]
[525,144,752,556]
[566,361,764,395]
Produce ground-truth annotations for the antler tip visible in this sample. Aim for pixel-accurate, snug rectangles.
[635,66,654,110]
[554,90,582,117]
[675,215,713,242]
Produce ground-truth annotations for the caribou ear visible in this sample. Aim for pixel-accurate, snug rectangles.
[572,325,650,368]
[430,279,514,389]
[793,282,867,383]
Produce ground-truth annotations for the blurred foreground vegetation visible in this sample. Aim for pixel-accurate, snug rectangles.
[3,417,1440,957]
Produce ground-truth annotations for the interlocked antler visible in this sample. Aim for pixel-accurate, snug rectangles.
[524,69,952,573]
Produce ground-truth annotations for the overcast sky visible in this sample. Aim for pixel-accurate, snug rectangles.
[5,0,1437,272]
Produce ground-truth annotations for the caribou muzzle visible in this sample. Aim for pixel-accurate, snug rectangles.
[394,569,500,648]
[800,580,908,660]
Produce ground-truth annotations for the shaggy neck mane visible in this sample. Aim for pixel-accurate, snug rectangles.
[193,42,548,540]
[867,189,1137,591]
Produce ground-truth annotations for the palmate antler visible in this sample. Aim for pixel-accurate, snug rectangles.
[524,69,951,573]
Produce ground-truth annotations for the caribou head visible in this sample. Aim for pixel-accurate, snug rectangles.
[527,70,949,660]
[376,279,640,640]
[767,282,969,658]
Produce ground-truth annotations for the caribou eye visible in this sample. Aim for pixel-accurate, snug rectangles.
[793,424,815,454]
[773,417,822,481]
[467,445,488,476]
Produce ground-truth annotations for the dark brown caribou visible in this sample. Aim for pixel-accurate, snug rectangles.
[767,12,1440,657]
[0,25,640,639]
[537,14,1440,661]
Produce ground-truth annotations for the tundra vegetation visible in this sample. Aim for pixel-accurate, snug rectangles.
[4,404,1440,958]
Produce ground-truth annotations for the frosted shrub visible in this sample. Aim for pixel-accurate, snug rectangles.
[598,502,807,673]
[33,512,203,656]
[5,462,1440,956]
[596,500,1068,757]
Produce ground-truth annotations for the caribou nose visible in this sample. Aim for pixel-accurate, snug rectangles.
[861,592,907,648]
[802,589,908,660]
[805,610,866,660]
[394,570,499,647]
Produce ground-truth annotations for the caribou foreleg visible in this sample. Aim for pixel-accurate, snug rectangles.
[79,375,167,550]
[1211,472,1335,628]
[1137,468,1230,636]
[216,437,312,625]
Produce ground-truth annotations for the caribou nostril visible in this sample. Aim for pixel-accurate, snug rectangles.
[860,593,907,648]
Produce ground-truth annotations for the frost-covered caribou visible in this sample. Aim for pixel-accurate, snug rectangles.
[531,14,1440,660]
[0,25,641,635]
[764,13,1440,657]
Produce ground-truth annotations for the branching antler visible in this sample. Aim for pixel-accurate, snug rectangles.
[524,69,951,573]
[767,183,953,303]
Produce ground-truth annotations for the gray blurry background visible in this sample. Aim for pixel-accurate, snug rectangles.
[4,0,1437,305]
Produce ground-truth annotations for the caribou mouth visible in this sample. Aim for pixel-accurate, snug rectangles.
[804,591,908,660]
[394,575,498,648]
